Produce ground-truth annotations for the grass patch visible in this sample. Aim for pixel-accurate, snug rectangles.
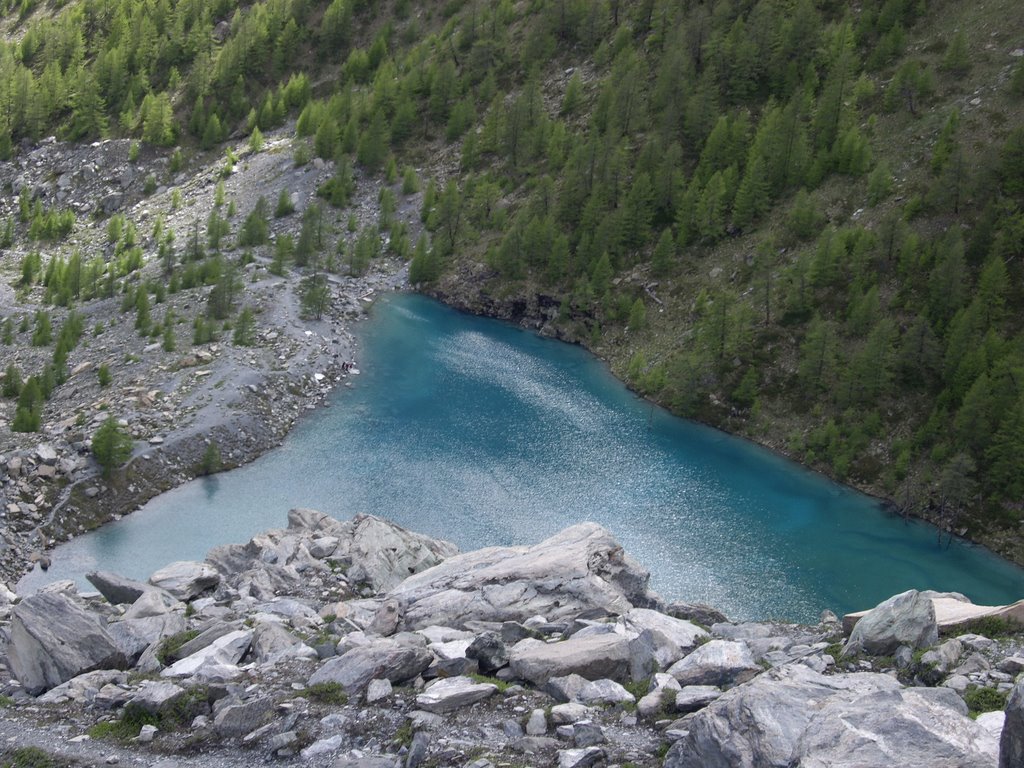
[299,682,348,705]
[824,642,845,660]
[468,673,511,693]
[88,687,209,742]
[949,617,1024,640]
[393,721,414,747]
[624,678,650,701]
[1,747,62,768]
[964,685,1009,718]
[154,629,200,665]
[0,695,14,708]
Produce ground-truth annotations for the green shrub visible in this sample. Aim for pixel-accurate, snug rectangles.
[963,685,1008,717]
[301,682,348,704]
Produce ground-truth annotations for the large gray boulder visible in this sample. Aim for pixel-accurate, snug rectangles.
[664,664,998,768]
[844,590,938,656]
[148,561,221,600]
[509,634,635,685]
[86,571,163,605]
[666,640,761,689]
[798,686,999,767]
[342,514,459,592]
[307,639,432,693]
[1002,679,1024,768]
[387,523,656,630]
[7,593,127,695]
[621,608,708,668]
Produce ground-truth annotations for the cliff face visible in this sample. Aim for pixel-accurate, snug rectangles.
[0,510,1019,767]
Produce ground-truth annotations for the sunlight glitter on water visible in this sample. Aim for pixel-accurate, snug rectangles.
[19,293,1024,622]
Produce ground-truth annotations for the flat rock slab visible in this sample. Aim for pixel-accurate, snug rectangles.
[308,640,432,693]
[844,596,1024,634]
[161,630,252,679]
[665,663,998,768]
[675,685,723,713]
[86,571,161,605]
[387,523,654,630]
[415,676,497,713]
[126,681,187,715]
[510,633,634,685]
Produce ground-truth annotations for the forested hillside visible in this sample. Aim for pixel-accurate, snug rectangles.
[1,0,1024,560]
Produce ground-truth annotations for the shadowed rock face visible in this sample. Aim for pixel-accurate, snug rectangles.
[7,592,127,694]
[386,522,658,630]
[1003,680,1024,768]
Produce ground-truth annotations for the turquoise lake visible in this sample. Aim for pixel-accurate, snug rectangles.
[19,293,1024,622]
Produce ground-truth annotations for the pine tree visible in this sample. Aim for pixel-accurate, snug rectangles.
[92,416,133,478]
[233,307,256,346]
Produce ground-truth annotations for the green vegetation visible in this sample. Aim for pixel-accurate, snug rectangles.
[91,416,133,477]
[468,673,512,693]
[0,0,1022,559]
[198,442,222,476]
[88,687,209,742]
[963,685,1009,717]
[155,629,200,665]
[0,747,61,768]
[946,616,1024,640]
[300,681,348,704]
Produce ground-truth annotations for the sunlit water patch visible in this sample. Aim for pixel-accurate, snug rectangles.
[20,294,1024,622]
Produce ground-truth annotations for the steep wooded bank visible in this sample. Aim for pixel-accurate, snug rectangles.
[1,0,1023,559]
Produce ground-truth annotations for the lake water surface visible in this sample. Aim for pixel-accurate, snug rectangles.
[20,293,1024,621]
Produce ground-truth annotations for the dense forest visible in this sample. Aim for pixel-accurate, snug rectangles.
[1,0,1023,559]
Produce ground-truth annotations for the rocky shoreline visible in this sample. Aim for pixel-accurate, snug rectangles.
[0,510,1021,768]
[1,130,419,586]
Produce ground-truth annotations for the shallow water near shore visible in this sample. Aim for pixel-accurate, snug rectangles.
[20,293,1024,622]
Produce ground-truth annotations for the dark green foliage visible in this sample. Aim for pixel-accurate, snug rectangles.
[963,685,1008,717]
[2,364,22,398]
[300,273,330,319]
[237,197,270,247]
[97,363,112,388]
[31,311,51,346]
[199,443,222,476]
[92,416,133,477]
[301,682,348,705]
[275,189,295,218]
[233,307,256,346]
[12,377,42,433]
[2,747,59,768]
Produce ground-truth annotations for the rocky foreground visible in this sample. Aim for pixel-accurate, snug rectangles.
[0,511,1021,768]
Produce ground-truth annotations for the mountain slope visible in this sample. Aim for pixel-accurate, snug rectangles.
[1,0,1024,562]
